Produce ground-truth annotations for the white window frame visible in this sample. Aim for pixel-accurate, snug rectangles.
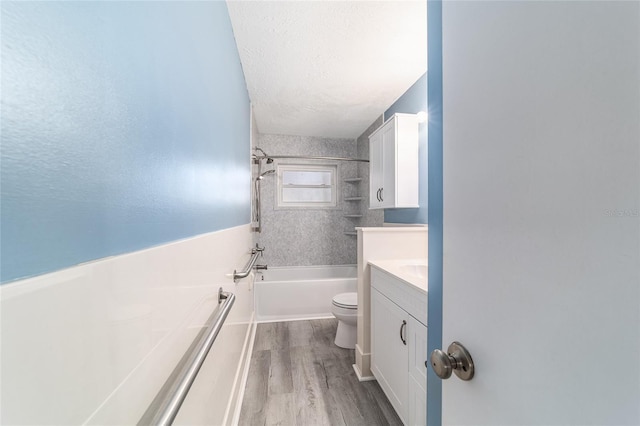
[276,163,338,209]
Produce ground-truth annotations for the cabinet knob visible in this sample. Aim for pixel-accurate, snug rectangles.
[400,320,407,345]
[428,341,474,381]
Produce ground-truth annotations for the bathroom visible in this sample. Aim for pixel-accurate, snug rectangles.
[1,0,428,424]
[230,1,430,422]
[3,1,639,425]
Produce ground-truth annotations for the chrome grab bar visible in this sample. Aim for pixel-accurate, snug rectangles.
[233,244,264,282]
[138,288,236,426]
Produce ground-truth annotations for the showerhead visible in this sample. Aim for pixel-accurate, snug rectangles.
[257,169,275,180]
[254,147,274,164]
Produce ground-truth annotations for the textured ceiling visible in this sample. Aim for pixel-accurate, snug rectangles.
[226,1,427,139]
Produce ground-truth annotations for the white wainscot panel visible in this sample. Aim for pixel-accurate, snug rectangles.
[0,224,255,426]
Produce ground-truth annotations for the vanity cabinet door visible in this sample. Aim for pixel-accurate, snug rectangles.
[371,288,408,423]
[407,316,427,426]
[369,130,384,209]
[369,117,398,209]
[379,121,397,208]
[408,376,427,426]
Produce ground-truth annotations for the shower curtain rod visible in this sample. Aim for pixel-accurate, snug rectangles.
[254,154,369,163]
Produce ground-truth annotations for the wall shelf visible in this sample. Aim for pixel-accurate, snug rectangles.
[343,176,363,236]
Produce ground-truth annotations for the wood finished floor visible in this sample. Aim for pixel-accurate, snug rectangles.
[239,319,402,426]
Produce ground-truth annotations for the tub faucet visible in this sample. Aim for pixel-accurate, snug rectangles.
[255,264,268,271]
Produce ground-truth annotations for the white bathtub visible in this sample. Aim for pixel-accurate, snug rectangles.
[255,265,357,322]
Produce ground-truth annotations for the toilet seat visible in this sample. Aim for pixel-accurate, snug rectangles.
[332,292,357,310]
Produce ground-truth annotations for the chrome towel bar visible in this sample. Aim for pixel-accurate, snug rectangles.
[233,244,264,282]
[138,288,236,426]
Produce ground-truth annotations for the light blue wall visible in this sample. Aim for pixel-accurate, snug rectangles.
[383,73,428,224]
[1,2,250,283]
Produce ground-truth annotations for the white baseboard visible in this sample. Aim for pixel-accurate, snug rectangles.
[352,364,377,382]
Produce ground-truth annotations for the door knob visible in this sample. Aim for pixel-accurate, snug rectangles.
[428,341,474,381]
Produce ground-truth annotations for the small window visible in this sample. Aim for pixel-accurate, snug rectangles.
[276,164,338,208]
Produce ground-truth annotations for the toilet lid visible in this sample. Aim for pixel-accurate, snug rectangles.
[332,292,357,309]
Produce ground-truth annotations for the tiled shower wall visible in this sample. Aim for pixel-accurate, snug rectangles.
[256,134,360,267]
[254,118,385,267]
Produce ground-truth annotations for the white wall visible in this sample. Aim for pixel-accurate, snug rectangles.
[0,225,255,425]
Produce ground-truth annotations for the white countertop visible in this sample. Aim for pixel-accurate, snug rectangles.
[356,226,428,233]
[368,259,427,294]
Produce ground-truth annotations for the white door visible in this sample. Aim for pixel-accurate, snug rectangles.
[440,1,639,425]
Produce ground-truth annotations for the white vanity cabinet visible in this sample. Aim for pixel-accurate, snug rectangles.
[368,113,419,209]
[371,266,427,426]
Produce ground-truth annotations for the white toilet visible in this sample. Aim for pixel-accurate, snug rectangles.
[331,292,358,349]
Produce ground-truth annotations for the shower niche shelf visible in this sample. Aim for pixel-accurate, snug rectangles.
[343,176,364,236]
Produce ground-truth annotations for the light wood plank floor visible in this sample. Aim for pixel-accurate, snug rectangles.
[239,319,403,426]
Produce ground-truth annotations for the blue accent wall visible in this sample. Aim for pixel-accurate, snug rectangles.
[1,2,250,283]
[427,1,443,424]
[383,73,428,224]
